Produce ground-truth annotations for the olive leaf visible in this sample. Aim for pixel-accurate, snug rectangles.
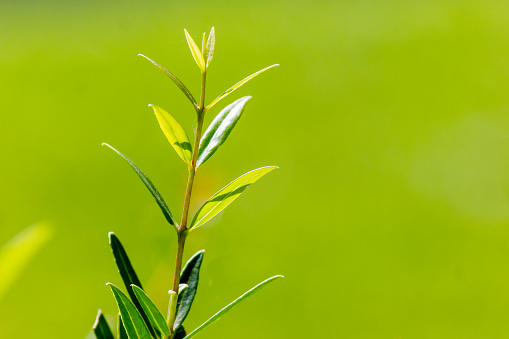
[103,143,176,227]
[132,285,171,337]
[207,64,278,109]
[93,310,114,339]
[184,29,206,73]
[197,96,251,168]
[138,54,197,108]
[150,104,193,165]
[190,166,277,229]
[184,276,283,338]
[174,250,205,329]
[107,283,152,339]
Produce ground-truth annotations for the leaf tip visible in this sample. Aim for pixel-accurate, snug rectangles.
[108,232,116,243]
[93,309,103,329]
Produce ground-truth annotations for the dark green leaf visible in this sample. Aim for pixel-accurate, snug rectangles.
[108,233,157,337]
[197,96,251,168]
[132,285,171,337]
[174,250,205,329]
[138,54,197,107]
[118,314,128,339]
[190,167,277,229]
[103,143,176,227]
[93,310,114,339]
[107,283,151,339]
[184,275,283,338]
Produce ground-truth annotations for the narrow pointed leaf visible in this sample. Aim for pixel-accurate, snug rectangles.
[149,105,193,165]
[174,250,205,329]
[138,54,197,107]
[197,97,251,168]
[190,167,277,229]
[207,64,279,109]
[184,275,283,339]
[206,27,215,68]
[184,29,206,72]
[103,143,176,226]
[174,326,188,339]
[118,314,128,339]
[109,233,157,337]
[132,285,171,337]
[93,310,114,339]
[107,283,151,339]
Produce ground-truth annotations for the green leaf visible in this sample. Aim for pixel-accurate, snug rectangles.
[197,97,251,168]
[174,250,205,329]
[184,275,283,339]
[184,29,206,73]
[93,310,114,339]
[138,54,197,107]
[0,223,52,301]
[108,233,157,338]
[103,143,176,227]
[132,285,171,337]
[149,105,193,165]
[207,64,279,109]
[107,283,152,339]
[190,167,278,229]
[118,314,128,339]
[205,27,215,68]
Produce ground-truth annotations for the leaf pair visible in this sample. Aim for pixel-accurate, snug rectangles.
[152,95,252,169]
[140,27,277,112]
[104,234,204,339]
[107,257,204,339]
[184,27,215,73]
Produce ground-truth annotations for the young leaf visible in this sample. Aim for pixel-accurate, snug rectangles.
[207,64,279,109]
[109,233,157,338]
[138,54,197,107]
[118,314,128,339]
[196,96,251,168]
[107,283,152,339]
[190,167,277,229]
[174,250,205,329]
[206,27,215,68]
[103,143,176,227]
[184,29,206,73]
[150,104,193,165]
[93,310,114,339]
[131,285,171,337]
[184,275,283,339]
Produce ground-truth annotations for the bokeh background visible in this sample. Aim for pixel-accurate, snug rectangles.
[2,0,509,338]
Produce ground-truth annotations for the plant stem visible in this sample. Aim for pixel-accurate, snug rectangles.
[168,70,207,338]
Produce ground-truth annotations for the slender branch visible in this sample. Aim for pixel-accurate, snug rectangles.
[168,69,207,338]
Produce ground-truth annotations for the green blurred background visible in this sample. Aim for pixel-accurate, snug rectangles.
[2,0,509,337]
